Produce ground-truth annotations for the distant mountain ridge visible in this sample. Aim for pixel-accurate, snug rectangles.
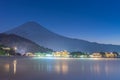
[0,33,52,54]
[5,21,120,52]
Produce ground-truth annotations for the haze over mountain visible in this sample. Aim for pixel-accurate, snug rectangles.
[5,21,120,52]
[0,33,52,54]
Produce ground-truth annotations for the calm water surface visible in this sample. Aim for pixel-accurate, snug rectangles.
[0,57,120,80]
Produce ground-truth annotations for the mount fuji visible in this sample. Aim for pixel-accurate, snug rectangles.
[5,21,120,52]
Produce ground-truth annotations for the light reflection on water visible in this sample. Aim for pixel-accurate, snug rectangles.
[0,57,120,80]
[13,60,17,75]
[4,63,10,72]
[54,62,68,74]
[32,59,69,74]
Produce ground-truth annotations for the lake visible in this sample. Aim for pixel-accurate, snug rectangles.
[0,57,120,80]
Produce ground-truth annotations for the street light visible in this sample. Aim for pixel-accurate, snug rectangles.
[14,47,17,51]
[14,47,17,56]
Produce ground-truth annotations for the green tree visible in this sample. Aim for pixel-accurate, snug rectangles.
[99,52,106,57]
[9,48,16,55]
[113,52,119,57]
[0,50,5,55]
[70,51,85,58]
[0,45,5,55]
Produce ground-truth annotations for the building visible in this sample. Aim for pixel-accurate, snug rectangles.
[25,52,34,56]
[105,52,118,58]
[52,50,70,57]
[89,53,102,58]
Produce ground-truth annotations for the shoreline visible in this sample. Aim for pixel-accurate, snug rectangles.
[0,56,120,59]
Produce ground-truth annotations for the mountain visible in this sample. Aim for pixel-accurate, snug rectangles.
[5,21,120,52]
[0,34,53,54]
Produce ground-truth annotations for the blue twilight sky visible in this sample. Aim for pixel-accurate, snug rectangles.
[0,0,120,45]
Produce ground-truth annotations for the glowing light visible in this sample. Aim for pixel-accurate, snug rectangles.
[13,60,17,75]
[80,55,84,58]
[14,46,17,50]
[4,64,10,72]
[55,64,61,74]
[37,55,41,57]
[62,62,68,74]
[46,54,53,57]
[55,62,68,74]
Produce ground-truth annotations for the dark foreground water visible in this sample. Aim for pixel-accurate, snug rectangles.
[0,57,120,80]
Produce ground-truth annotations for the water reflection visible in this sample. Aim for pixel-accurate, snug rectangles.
[2,59,17,75]
[1,58,120,80]
[105,63,109,75]
[13,60,17,75]
[4,63,10,72]
[55,62,68,74]
[62,62,68,74]
[55,64,60,74]
[35,60,69,74]
[93,63,100,74]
